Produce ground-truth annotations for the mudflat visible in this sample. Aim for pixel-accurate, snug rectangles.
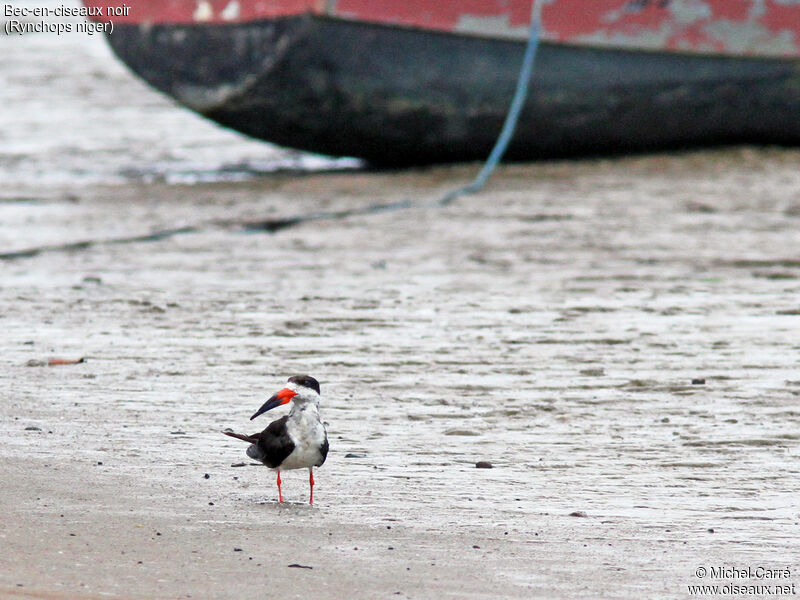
[2,149,800,598]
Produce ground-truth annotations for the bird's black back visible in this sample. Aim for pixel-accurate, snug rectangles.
[251,415,295,468]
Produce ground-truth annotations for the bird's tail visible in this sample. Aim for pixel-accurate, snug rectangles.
[222,429,260,444]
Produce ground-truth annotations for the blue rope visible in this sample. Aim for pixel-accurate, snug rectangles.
[438,0,543,206]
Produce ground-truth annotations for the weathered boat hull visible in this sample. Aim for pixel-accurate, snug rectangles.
[88,2,800,164]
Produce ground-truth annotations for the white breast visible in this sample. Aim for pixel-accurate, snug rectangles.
[281,405,327,470]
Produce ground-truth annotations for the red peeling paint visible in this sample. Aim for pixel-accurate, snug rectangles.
[667,22,726,54]
[80,0,800,57]
[542,0,621,39]
[335,0,532,30]
[83,0,325,24]
[711,0,751,21]
[760,0,800,36]
[541,0,675,40]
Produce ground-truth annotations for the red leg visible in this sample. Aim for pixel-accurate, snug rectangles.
[309,469,314,505]
[276,470,283,503]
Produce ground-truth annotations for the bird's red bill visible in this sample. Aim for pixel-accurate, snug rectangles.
[250,388,297,420]
[275,388,297,403]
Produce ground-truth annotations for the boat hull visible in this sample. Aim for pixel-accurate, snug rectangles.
[104,15,800,164]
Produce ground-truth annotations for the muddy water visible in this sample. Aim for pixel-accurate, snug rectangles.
[3,4,800,598]
[0,0,354,189]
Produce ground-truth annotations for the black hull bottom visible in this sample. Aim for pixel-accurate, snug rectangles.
[107,16,800,165]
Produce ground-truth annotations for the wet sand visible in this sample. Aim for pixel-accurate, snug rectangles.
[2,148,800,598]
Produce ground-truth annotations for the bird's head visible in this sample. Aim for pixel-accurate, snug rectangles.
[250,375,321,420]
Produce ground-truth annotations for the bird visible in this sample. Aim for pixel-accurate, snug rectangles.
[223,375,328,504]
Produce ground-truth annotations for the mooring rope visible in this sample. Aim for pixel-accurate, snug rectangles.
[437,0,544,206]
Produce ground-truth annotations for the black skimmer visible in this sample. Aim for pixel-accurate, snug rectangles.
[223,375,328,504]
